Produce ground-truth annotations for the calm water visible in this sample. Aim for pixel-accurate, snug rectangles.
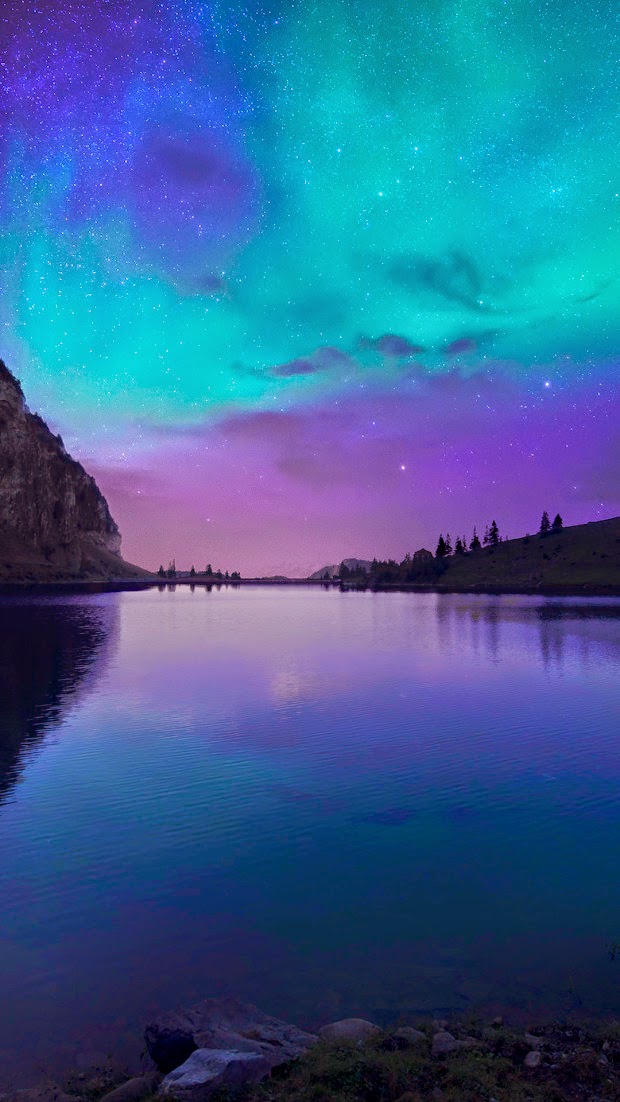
[1,586,620,1083]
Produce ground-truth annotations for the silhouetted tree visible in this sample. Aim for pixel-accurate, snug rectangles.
[190,565,196,577]
[445,532,453,555]
[225,570,229,579]
[483,524,490,545]
[230,571,241,580]
[488,519,500,546]
[157,564,165,577]
[436,534,448,558]
[167,559,177,578]
[470,527,481,551]
[552,513,563,531]
[206,563,213,576]
[454,536,465,554]
[539,510,550,534]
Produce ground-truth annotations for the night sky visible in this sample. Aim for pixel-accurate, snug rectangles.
[1,0,618,574]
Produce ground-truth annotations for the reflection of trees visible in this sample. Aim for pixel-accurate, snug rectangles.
[433,597,620,669]
[0,598,118,807]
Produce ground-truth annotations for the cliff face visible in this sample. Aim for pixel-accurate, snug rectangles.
[0,360,147,581]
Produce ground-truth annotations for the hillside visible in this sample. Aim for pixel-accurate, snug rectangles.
[0,360,150,583]
[434,516,620,592]
[326,517,620,594]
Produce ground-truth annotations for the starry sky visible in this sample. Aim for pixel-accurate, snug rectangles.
[1,0,619,575]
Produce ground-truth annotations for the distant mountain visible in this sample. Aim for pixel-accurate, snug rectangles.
[0,360,150,582]
[309,558,374,580]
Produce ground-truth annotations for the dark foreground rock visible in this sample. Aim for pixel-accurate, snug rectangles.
[319,1019,381,1043]
[159,1051,270,1101]
[144,998,317,1099]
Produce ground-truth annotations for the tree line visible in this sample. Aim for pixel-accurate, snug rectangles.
[333,511,565,585]
[435,511,562,559]
[157,560,241,581]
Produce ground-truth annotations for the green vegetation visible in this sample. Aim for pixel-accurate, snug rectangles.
[347,515,620,593]
[248,1022,620,1102]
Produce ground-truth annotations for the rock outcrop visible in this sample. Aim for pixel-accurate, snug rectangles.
[145,998,317,1100]
[0,360,148,581]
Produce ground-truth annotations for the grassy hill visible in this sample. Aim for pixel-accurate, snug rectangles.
[435,515,620,592]
[364,516,620,594]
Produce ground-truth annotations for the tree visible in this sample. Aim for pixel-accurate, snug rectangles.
[339,562,350,579]
[470,527,481,551]
[167,559,177,578]
[436,534,448,558]
[552,513,563,531]
[488,519,500,546]
[539,510,550,534]
[225,570,229,579]
[206,563,213,576]
[230,571,241,580]
[157,564,165,577]
[445,532,453,555]
[454,536,465,555]
[190,565,196,577]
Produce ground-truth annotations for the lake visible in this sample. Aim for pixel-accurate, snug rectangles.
[1,585,620,1084]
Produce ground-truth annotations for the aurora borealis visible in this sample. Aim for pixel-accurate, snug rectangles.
[1,0,619,574]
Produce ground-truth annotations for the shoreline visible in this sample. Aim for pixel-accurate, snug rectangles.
[1,576,620,597]
[4,1005,620,1102]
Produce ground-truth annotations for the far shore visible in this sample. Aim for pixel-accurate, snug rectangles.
[1,575,620,597]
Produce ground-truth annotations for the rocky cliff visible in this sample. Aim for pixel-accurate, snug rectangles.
[0,360,148,581]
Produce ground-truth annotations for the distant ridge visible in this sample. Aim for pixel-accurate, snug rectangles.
[0,360,151,583]
[309,558,373,580]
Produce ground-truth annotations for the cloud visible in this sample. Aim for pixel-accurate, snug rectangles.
[358,334,424,357]
[388,250,497,314]
[269,345,354,377]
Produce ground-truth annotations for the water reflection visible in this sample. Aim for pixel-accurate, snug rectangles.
[433,595,620,670]
[0,597,118,807]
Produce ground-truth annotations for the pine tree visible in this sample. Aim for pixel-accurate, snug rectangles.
[489,519,500,546]
[552,513,563,531]
[206,563,213,576]
[454,536,465,554]
[436,534,448,558]
[157,564,165,577]
[540,510,550,534]
[483,524,490,545]
[445,532,453,555]
[470,527,481,551]
[190,565,196,577]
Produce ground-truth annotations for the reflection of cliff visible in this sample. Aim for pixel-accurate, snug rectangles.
[0,598,118,805]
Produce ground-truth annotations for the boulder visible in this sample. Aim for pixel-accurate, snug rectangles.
[159,1050,270,1101]
[319,1019,381,1043]
[524,1050,541,1069]
[524,1033,543,1049]
[393,1028,426,1047]
[145,1029,197,1075]
[431,1031,461,1057]
[145,998,316,1074]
